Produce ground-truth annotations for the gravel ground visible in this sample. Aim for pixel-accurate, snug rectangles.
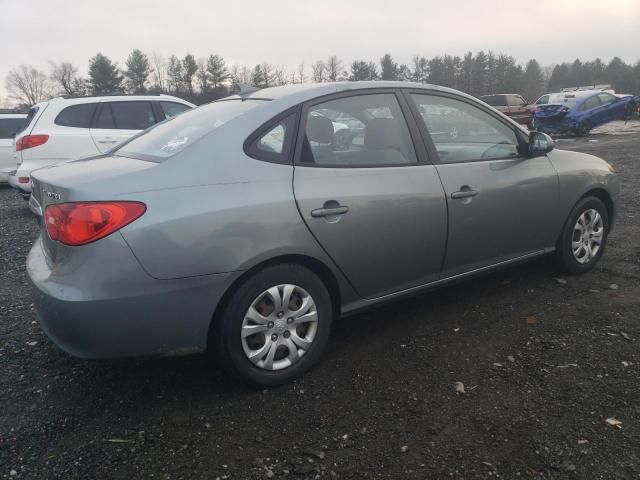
[1,130,639,479]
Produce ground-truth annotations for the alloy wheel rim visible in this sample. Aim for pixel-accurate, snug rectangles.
[571,209,604,264]
[241,284,318,371]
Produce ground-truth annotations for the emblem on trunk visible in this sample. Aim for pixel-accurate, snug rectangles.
[46,191,61,200]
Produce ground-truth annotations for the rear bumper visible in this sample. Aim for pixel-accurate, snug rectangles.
[27,234,239,358]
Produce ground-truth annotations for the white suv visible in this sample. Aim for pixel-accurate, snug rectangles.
[0,112,27,183]
[9,94,194,198]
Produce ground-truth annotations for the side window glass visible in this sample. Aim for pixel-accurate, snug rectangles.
[411,94,520,163]
[0,118,26,139]
[95,104,116,129]
[300,93,417,166]
[583,96,600,110]
[160,101,191,119]
[245,113,295,163]
[597,93,615,105]
[257,124,286,154]
[110,102,155,130]
[54,103,97,128]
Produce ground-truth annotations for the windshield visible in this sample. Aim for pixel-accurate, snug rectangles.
[116,99,264,162]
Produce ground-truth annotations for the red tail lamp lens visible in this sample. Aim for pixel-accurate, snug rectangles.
[15,135,49,151]
[44,202,146,246]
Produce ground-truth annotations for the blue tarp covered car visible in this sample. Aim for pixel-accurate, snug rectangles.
[534,90,637,136]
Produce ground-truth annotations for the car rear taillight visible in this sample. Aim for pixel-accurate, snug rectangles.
[44,202,146,246]
[15,134,49,151]
[18,177,30,184]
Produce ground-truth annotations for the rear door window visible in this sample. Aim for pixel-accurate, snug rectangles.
[109,101,156,130]
[582,96,601,111]
[95,104,116,129]
[597,92,616,105]
[299,93,417,166]
[54,103,97,128]
[0,118,27,139]
[160,101,192,119]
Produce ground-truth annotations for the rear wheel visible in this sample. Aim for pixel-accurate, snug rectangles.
[211,264,333,387]
[556,196,609,274]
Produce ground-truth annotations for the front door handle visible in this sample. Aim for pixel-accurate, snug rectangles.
[311,205,349,217]
[451,187,479,199]
[98,139,117,144]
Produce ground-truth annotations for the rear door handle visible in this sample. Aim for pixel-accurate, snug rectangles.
[311,205,349,217]
[451,188,479,199]
[98,139,117,144]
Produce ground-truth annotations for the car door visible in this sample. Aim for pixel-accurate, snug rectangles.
[597,92,624,122]
[580,95,604,127]
[90,101,157,153]
[293,90,448,299]
[407,91,558,278]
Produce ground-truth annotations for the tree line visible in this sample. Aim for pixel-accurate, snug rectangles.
[5,50,640,108]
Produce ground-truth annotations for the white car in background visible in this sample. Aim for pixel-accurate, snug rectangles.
[10,94,194,198]
[0,113,27,183]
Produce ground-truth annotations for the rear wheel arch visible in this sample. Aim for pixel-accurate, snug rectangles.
[207,254,341,350]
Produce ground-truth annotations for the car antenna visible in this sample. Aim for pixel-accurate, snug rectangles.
[237,83,261,100]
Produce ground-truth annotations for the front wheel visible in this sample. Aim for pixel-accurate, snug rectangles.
[556,196,609,275]
[576,121,591,137]
[211,264,333,387]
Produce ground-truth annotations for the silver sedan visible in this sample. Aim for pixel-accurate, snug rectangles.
[28,82,618,386]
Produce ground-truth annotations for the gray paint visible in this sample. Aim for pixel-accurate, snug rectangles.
[28,82,619,358]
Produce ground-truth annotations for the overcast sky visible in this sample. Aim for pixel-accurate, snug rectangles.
[1,0,638,102]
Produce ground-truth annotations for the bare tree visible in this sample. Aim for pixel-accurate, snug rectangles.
[311,61,325,83]
[273,66,289,86]
[230,65,252,90]
[5,65,52,105]
[297,62,306,84]
[196,57,210,93]
[49,61,85,96]
[150,52,167,93]
[325,56,344,82]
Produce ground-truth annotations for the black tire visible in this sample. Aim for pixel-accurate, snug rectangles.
[556,196,609,275]
[576,121,591,137]
[211,263,333,387]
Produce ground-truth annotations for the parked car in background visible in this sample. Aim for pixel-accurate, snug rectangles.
[479,94,535,128]
[534,90,637,136]
[10,94,194,199]
[534,94,551,106]
[28,82,618,386]
[0,113,27,183]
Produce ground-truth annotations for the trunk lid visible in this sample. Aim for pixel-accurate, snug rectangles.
[31,155,156,263]
[534,104,570,119]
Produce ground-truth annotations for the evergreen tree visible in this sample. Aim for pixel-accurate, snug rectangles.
[166,55,184,96]
[349,60,377,81]
[547,63,571,91]
[206,54,229,88]
[380,54,399,80]
[522,59,544,101]
[471,51,487,96]
[124,49,151,94]
[183,54,198,102]
[87,53,123,95]
[412,55,429,83]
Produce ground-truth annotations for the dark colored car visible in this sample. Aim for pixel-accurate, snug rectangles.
[535,91,638,136]
[480,94,535,129]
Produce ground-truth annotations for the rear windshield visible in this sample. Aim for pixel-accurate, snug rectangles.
[116,99,263,162]
[21,105,42,133]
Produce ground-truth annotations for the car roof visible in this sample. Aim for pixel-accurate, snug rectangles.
[222,81,485,110]
[48,94,195,106]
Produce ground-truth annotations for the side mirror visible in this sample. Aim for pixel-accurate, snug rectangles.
[529,131,554,156]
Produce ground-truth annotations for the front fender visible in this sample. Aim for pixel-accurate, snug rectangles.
[547,149,619,233]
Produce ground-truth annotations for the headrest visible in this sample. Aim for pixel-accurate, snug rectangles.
[306,115,334,144]
[365,118,403,150]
